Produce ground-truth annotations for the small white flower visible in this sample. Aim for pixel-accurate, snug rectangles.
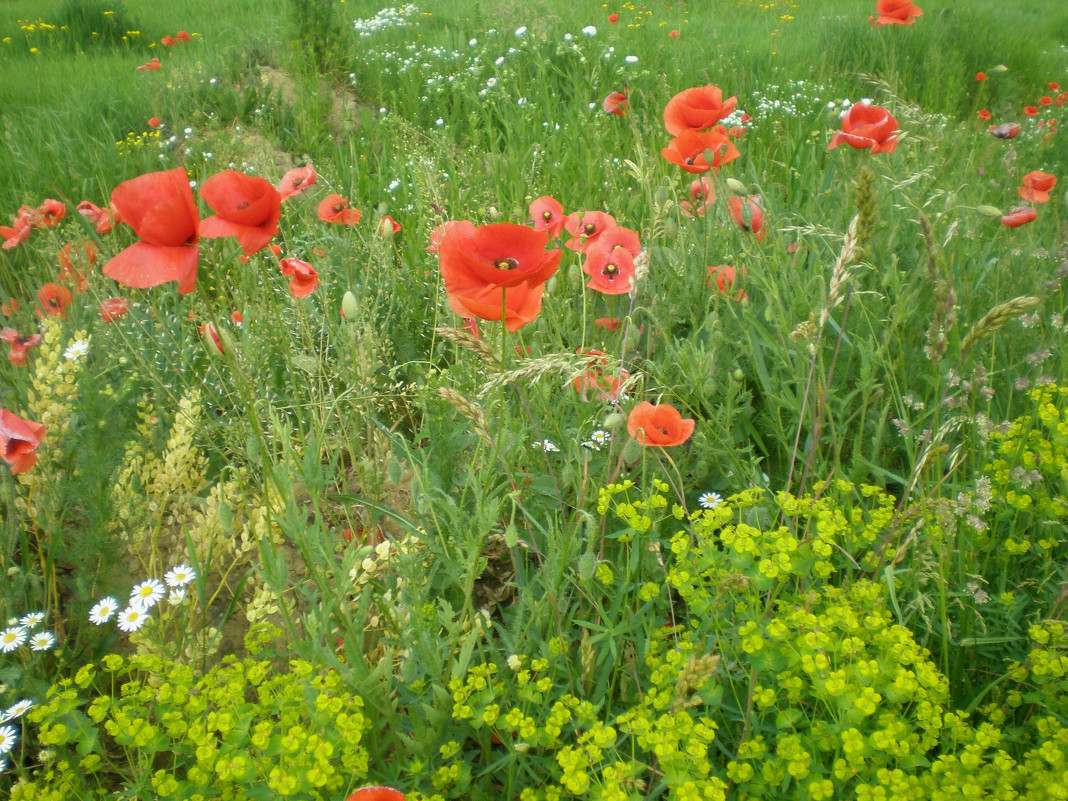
[495,55,505,66]
[532,440,560,452]
[18,612,45,629]
[379,107,388,115]
[0,725,17,755]
[189,180,197,189]
[89,597,119,625]
[1,700,34,722]
[486,77,497,88]
[698,491,723,510]
[435,118,444,126]
[209,77,219,86]
[591,429,610,445]
[582,25,597,37]
[130,579,166,608]
[29,631,56,652]
[468,38,477,46]
[0,628,26,653]
[387,179,400,191]
[184,126,193,135]
[63,340,89,361]
[167,588,187,606]
[164,565,196,588]
[117,606,149,633]
[580,440,600,451]
[515,26,527,37]
[564,33,573,42]
[624,55,638,64]
[517,97,528,106]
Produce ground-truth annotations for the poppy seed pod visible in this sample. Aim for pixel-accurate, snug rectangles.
[603,413,626,430]
[341,291,359,320]
[975,205,1004,218]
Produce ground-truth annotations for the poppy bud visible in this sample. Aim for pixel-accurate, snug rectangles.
[487,206,501,221]
[622,436,643,466]
[725,178,749,196]
[567,262,582,288]
[341,290,359,320]
[603,413,626,430]
[623,324,642,350]
[990,64,1008,74]
[545,276,558,294]
[975,205,1004,218]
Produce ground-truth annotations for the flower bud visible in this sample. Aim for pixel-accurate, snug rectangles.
[731,368,745,382]
[622,436,643,466]
[341,290,359,320]
[603,412,626,430]
[975,204,1004,218]
[725,178,749,196]
[545,276,557,295]
[990,64,1008,74]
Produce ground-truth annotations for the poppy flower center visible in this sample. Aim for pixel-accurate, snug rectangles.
[583,223,597,234]
[237,201,251,210]
[494,257,520,270]
[684,157,696,166]
[602,263,619,277]
[542,211,553,221]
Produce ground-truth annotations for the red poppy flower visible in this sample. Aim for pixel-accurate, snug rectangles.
[828,102,899,154]
[36,199,65,226]
[573,349,629,402]
[977,109,991,121]
[603,90,628,117]
[99,297,130,322]
[869,0,923,25]
[563,211,618,251]
[462,317,480,339]
[608,12,619,22]
[727,195,766,241]
[231,310,244,324]
[0,408,47,474]
[136,57,162,71]
[76,200,113,234]
[0,216,33,250]
[1039,96,1054,107]
[103,167,200,294]
[345,787,406,801]
[277,165,317,200]
[530,196,565,238]
[662,127,740,174]
[199,170,281,255]
[278,258,319,297]
[427,220,465,254]
[1023,106,1039,116]
[594,317,621,331]
[318,194,362,225]
[437,222,561,332]
[1,328,43,365]
[975,72,988,82]
[663,85,738,135]
[148,117,162,128]
[35,283,72,319]
[1019,171,1057,204]
[176,30,191,42]
[378,215,401,235]
[668,29,679,37]
[1001,207,1038,227]
[1,300,18,316]
[583,242,636,295]
[990,122,1021,139]
[706,264,748,301]
[1052,82,1062,91]
[627,401,694,447]
[161,35,175,46]
[680,177,715,218]
[269,243,283,257]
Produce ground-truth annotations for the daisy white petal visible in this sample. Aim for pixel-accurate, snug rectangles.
[18,612,45,629]
[29,631,56,651]
[163,565,196,588]
[130,579,165,609]
[0,628,27,653]
[117,606,149,633]
[89,597,118,625]
[0,725,17,755]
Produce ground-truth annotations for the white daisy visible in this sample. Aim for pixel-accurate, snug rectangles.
[18,612,45,629]
[0,725,17,755]
[88,597,118,625]
[698,491,724,510]
[117,606,149,633]
[130,579,165,608]
[63,340,89,361]
[0,628,27,653]
[167,588,187,606]
[532,439,560,452]
[163,565,196,588]
[29,631,56,652]
[582,25,597,37]
[590,430,610,445]
[1,700,34,722]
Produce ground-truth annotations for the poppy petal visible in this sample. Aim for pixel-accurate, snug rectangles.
[103,242,200,294]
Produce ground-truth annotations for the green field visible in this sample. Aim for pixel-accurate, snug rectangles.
[1,0,1067,798]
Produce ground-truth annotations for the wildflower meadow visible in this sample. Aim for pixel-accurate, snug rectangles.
[1,0,1068,798]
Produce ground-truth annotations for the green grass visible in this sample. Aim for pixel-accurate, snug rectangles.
[1,0,1067,798]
